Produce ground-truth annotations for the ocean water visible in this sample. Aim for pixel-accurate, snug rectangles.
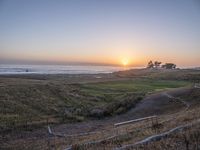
[0,64,129,75]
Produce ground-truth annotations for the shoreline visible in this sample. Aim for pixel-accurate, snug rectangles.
[0,64,134,75]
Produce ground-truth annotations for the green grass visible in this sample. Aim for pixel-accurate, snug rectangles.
[80,79,190,96]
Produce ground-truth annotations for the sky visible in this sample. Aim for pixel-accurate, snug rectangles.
[0,0,200,67]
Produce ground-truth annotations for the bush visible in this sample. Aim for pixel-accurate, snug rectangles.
[89,108,105,118]
[91,95,144,117]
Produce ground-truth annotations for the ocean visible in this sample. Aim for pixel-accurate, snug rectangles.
[0,64,130,75]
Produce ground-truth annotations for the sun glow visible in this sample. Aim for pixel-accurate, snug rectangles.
[121,58,129,66]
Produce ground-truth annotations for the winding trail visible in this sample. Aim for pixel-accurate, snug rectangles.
[47,87,194,150]
[51,87,191,137]
[162,92,190,109]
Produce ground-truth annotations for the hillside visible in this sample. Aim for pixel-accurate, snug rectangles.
[0,68,200,150]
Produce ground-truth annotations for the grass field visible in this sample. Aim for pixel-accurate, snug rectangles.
[1,69,200,150]
[0,76,191,133]
[80,79,190,95]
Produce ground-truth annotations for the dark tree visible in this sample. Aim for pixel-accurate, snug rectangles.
[147,60,154,68]
[154,61,162,68]
[162,63,176,69]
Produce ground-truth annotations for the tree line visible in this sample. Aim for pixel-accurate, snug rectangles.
[147,61,176,69]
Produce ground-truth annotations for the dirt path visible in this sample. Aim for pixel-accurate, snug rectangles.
[162,92,190,109]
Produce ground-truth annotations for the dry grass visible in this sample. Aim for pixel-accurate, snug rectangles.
[1,69,200,150]
[55,105,200,150]
[7,103,198,150]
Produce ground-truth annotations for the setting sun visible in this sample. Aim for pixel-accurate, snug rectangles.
[121,58,129,66]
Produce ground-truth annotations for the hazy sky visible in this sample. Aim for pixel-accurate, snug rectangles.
[0,0,200,67]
